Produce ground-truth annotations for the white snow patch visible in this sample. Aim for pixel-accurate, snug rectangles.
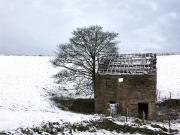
[70,129,141,135]
[157,55,180,100]
[0,56,99,131]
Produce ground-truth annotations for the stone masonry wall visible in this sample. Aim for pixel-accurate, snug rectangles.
[95,74,157,120]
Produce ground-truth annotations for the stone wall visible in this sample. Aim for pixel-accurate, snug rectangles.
[51,97,95,114]
[95,74,157,120]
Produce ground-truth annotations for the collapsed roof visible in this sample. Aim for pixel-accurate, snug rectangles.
[98,53,156,75]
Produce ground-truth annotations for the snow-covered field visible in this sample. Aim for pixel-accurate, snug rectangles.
[0,56,99,132]
[0,55,180,133]
[157,55,180,100]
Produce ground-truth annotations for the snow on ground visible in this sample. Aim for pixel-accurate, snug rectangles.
[0,56,57,112]
[0,55,180,132]
[0,56,99,131]
[70,130,141,135]
[157,55,180,100]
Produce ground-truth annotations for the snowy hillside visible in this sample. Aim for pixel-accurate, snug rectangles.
[0,56,57,112]
[157,55,180,100]
[0,55,180,132]
[0,56,98,131]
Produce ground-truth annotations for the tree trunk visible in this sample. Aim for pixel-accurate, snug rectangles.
[92,56,96,97]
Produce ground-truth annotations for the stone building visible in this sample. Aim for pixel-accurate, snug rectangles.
[95,53,157,120]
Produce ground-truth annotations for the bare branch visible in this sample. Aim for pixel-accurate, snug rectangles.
[51,25,119,95]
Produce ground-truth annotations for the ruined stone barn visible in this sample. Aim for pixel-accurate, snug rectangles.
[95,53,157,120]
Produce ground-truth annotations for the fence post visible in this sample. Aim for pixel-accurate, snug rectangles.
[126,108,128,122]
[142,111,145,123]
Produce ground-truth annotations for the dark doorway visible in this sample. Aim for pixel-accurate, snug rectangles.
[138,103,148,119]
[109,101,116,104]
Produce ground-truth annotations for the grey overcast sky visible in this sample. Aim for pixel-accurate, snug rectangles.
[0,0,180,55]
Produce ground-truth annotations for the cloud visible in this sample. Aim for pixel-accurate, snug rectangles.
[0,0,180,55]
[149,2,158,11]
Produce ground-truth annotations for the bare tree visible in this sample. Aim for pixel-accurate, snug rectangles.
[51,25,119,95]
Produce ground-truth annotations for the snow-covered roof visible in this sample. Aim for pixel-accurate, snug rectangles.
[98,53,156,75]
